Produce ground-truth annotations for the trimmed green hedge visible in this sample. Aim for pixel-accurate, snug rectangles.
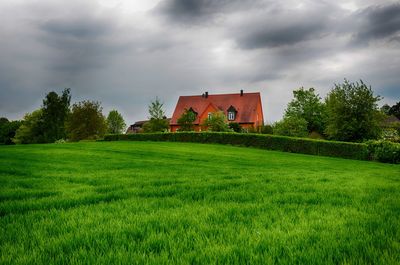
[104,132,371,161]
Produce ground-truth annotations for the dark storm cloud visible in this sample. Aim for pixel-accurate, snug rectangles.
[230,2,341,50]
[155,0,265,24]
[236,18,328,49]
[353,3,400,43]
[37,16,127,75]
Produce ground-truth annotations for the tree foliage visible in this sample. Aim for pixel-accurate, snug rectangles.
[285,87,326,134]
[201,111,230,132]
[177,109,197,131]
[325,79,382,142]
[13,110,44,144]
[260,124,273,134]
[148,98,165,120]
[107,110,126,134]
[273,116,308,137]
[380,104,391,115]
[143,98,169,132]
[66,101,107,141]
[389,101,400,119]
[0,118,22,145]
[41,88,71,142]
[228,122,242,133]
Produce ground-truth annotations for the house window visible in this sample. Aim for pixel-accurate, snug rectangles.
[208,113,212,119]
[227,105,237,121]
[228,111,235,121]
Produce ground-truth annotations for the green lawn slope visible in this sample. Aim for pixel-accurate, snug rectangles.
[0,142,399,264]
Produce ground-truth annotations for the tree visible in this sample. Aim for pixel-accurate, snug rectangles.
[380,104,391,115]
[41,88,71,142]
[201,111,230,132]
[177,108,197,131]
[143,98,169,132]
[273,116,308,137]
[284,87,326,134]
[107,110,126,134]
[66,101,107,141]
[0,118,22,145]
[325,79,382,142]
[389,101,400,119]
[13,110,44,144]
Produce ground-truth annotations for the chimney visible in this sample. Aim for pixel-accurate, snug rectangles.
[202,93,205,98]
[240,89,243,96]
[205,91,208,98]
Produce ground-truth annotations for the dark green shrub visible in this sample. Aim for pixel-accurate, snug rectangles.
[229,122,242,133]
[260,125,273,134]
[366,140,400,164]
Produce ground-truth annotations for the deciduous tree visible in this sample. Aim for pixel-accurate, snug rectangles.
[13,110,44,144]
[201,111,230,132]
[42,88,71,142]
[325,79,382,142]
[177,108,197,131]
[389,101,400,119]
[0,118,22,145]
[107,110,126,134]
[143,98,169,132]
[66,101,107,141]
[285,87,326,134]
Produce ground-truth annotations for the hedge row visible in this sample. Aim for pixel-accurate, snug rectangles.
[104,132,372,161]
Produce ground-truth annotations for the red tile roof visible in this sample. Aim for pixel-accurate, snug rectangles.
[170,92,263,125]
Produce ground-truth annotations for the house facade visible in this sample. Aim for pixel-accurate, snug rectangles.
[170,90,264,132]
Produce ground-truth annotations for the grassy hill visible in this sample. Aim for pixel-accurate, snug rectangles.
[0,141,399,264]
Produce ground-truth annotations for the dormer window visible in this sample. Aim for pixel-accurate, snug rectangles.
[227,105,237,121]
[228,112,235,121]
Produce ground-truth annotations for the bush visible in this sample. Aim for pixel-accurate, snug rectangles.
[273,116,308,137]
[103,132,370,161]
[260,125,273,134]
[0,119,22,145]
[366,140,400,164]
[229,122,242,133]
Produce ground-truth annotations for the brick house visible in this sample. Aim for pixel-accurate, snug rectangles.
[170,90,264,132]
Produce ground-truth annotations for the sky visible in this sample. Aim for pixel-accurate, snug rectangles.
[0,0,399,125]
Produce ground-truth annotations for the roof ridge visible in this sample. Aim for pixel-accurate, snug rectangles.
[180,92,260,97]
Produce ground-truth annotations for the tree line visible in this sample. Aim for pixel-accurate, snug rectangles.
[0,89,126,144]
[272,79,399,142]
[1,79,399,144]
[173,79,400,143]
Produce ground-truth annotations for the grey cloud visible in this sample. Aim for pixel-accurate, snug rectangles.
[353,3,400,43]
[231,3,341,50]
[35,15,137,82]
[40,18,114,39]
[236,19,327,49]
[155,0,266,24]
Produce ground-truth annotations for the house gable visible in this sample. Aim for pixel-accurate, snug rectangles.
[170,91,264,131]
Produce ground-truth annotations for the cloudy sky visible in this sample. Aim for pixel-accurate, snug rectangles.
[0,0,399,124]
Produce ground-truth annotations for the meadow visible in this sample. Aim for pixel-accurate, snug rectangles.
[0,141,399,264]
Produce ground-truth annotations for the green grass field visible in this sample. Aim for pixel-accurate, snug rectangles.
[1,141,399,264]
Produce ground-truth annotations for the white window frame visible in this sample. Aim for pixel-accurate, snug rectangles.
[228,111,235,121]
